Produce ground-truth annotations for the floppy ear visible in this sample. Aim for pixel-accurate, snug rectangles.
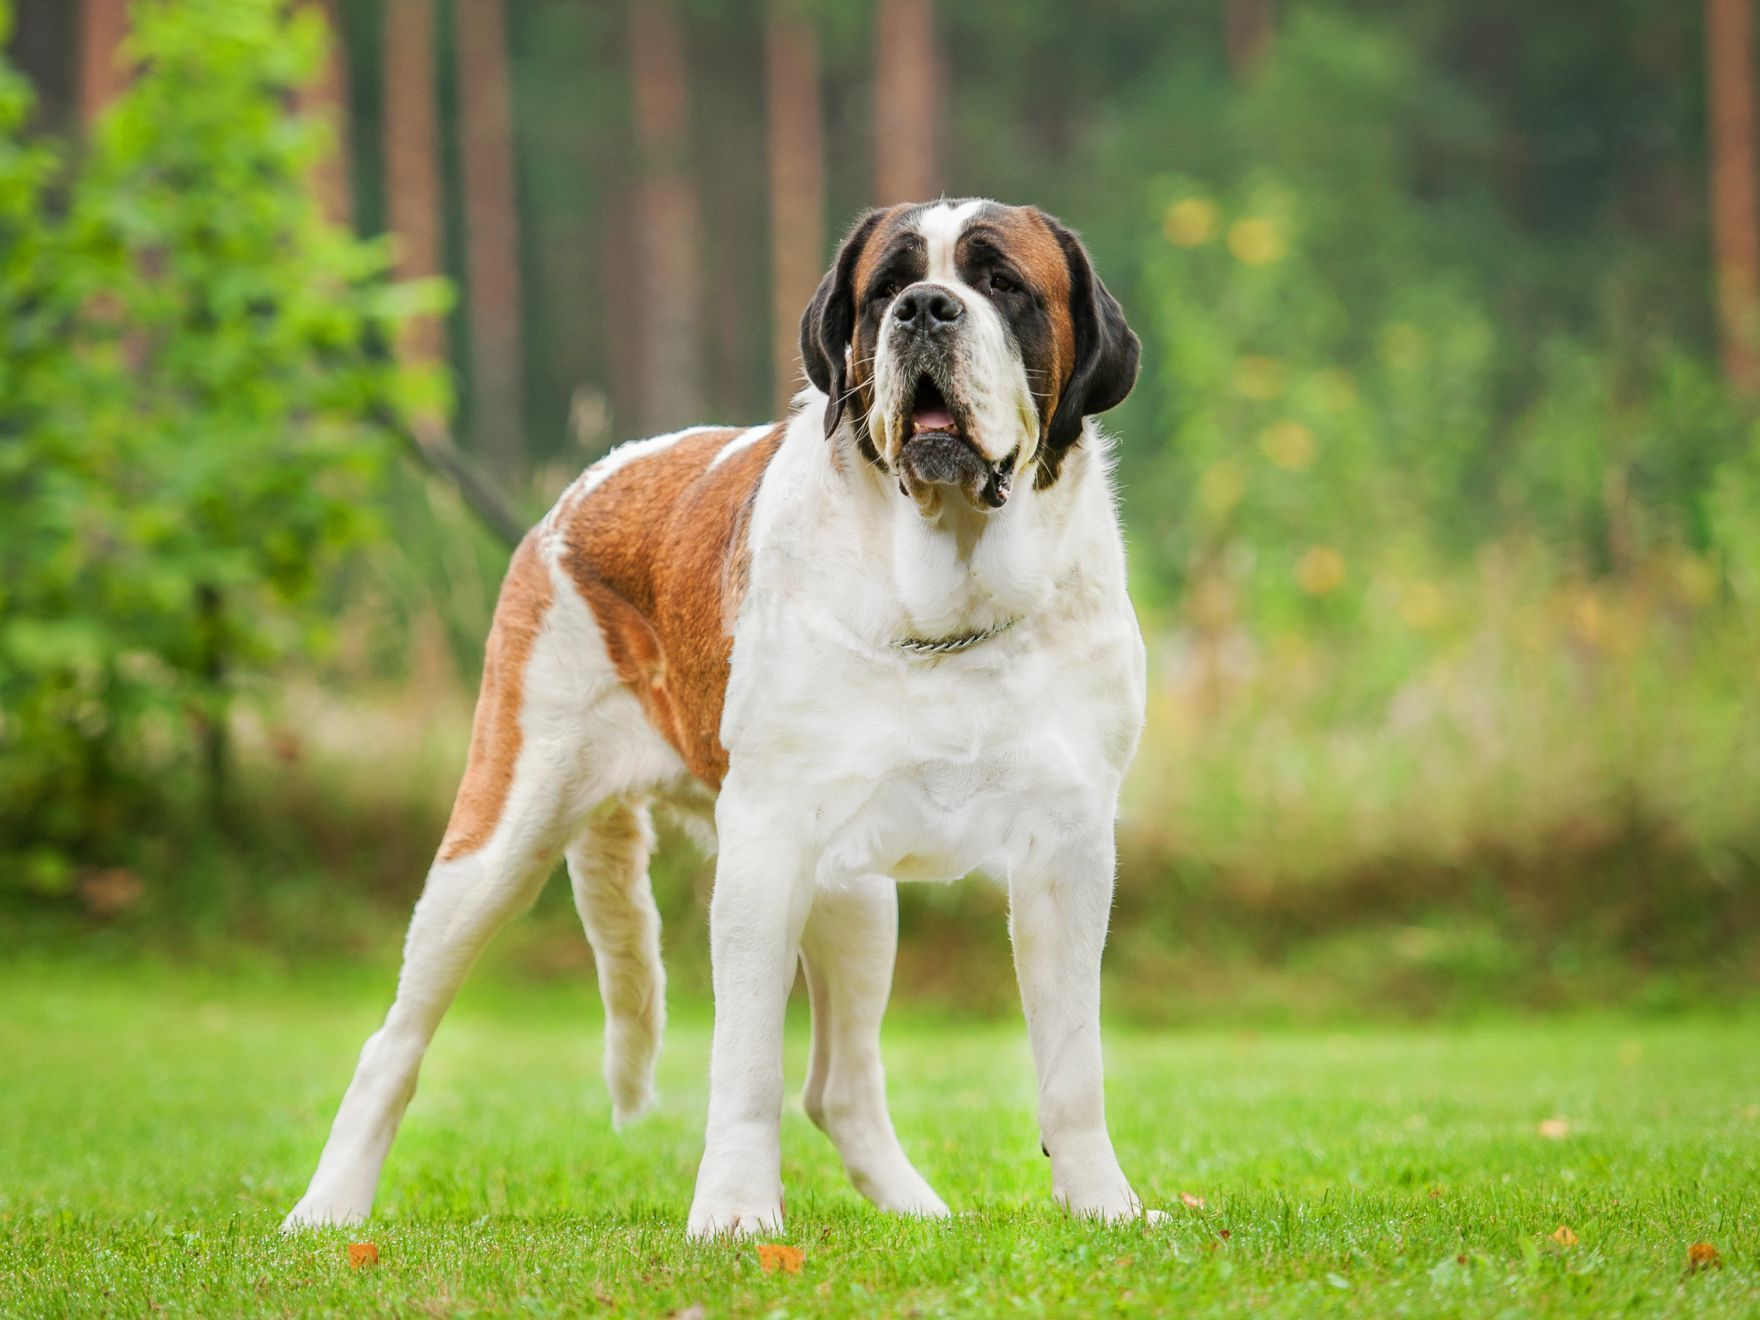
[799,209,885,439]
[1042,216,1140,454]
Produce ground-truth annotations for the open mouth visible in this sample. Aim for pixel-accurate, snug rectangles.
[909,376,960,439]
[898,374,1014,509]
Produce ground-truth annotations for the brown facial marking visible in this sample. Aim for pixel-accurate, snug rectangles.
[850,204,916,307]
[439,533,554,861]
[844,205,922,466]
[560,425,785,786]
[960,206,1075,443]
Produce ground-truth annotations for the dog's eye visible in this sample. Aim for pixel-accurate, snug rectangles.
[989,272,1019,295]
[876,280,902,302]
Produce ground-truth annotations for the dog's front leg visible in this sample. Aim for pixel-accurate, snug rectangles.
[1009,833,1152,1221]
[687,800,815,1239]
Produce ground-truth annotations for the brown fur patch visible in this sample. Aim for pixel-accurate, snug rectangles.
[438,534,554,861]
[1012,208,1077,406]
[560,425,786,786]
[965,206,1076,433]
[844,204,917,465]
[850,203,915,305]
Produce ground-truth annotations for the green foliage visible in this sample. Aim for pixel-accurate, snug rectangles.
[1130,13,1749,610]
[1115,10,1756,652]
[0,0,442,891]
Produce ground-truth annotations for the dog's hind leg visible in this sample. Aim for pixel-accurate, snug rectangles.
[566,797,665,1128]
[284,537,598,1230]
[800,877,949,1216]
[281,800,577,1229]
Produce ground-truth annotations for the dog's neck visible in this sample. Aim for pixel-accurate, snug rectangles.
[806,396,1106,646]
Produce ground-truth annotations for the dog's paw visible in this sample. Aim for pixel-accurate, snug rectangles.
[859,1167,951,1219]
[882,1190,953,1219]
[865,1175,950,1217]
[609,1086,656,1132]
[280,1197,369,1234]
[685,1201,784,1241]
[1057,1192,1166,1226]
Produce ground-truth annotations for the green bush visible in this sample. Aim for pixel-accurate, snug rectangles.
[0,0,443,895]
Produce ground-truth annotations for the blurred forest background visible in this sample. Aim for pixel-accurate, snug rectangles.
[3,0,1759,1020]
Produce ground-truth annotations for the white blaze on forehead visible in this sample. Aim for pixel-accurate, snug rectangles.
[914,199,989,283]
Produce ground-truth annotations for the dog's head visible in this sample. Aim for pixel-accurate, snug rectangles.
[799,200,1139,515]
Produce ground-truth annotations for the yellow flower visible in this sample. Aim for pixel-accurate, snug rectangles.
[1233,354,1285,400]
[1398,581,1444,630]
[1259,420,1316,470]
[1198,460,1245,516]
[1227,217,1286,265]
[1163,198,1219,247]
[1312,368,1358,412]
[1297,545,1347,596]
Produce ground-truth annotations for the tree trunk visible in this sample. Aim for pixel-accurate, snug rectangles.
[628,0,704,433]
[872,0,939,205]
[454,0,527,482]
[299,0,353,228]
[765,1,825,409]
[1226,0,1275,79]
[77,0,129,125]
[1707,0,1760,396]
[600,177,646,448]
[382,0,444,367]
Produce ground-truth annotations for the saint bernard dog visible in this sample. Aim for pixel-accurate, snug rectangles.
[284,198,1151,1237]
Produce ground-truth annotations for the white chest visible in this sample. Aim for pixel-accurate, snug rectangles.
[722,601,1144,886]
[715,412,1145,887]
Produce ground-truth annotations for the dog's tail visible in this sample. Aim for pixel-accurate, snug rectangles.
[565,798,666,1128]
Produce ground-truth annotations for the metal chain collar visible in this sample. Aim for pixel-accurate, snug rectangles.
[894,616,1021,656]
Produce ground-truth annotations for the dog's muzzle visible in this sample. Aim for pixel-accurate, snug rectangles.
[894,371,1014,510]
[899,432,1013,509]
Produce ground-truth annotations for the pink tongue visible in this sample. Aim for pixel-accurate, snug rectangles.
[912,406,956,433]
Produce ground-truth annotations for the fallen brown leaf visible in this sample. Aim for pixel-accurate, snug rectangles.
[345,1242,378,1269]
[1550,1226,1578,1247]
[757,1243,804,1275]
[1180,1192,1206,1208]
[1687,1242,1722,1273]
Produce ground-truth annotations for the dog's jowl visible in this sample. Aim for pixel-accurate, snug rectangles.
[284,199,1150,1238]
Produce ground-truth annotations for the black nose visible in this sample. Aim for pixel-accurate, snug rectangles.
[894,285,964,331]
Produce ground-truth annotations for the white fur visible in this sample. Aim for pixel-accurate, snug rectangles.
[285,203,1151,1239]
[707,423,777,470]
[918,198,987,276]
[566,797,665,1129]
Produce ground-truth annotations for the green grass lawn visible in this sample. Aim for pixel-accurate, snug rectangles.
[1,958,1756,1317]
